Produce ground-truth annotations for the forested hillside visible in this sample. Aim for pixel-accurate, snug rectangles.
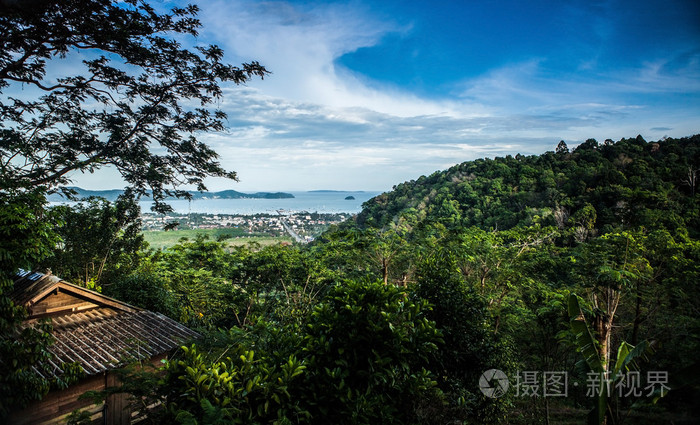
[357,135,700,237]
[313,134,699,424]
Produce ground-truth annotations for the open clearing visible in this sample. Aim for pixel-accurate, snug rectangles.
[144,228,292,250]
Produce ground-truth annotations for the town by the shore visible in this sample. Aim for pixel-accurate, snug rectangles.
[142,211,350,248]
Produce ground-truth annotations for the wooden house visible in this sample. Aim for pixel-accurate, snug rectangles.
[7,270,199,425]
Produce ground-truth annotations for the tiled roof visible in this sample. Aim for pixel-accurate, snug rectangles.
[12,270,199,379]
[10,269,63,307]
[12,269,140,317]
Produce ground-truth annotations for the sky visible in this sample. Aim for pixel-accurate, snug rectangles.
[78,0,700,191]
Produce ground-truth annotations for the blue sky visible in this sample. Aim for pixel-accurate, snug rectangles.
[75,0,700,191]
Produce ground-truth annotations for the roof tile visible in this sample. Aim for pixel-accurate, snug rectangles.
[12,270,200,378]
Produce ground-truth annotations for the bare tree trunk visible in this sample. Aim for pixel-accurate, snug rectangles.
[593,291,618,425]
[382,258,388,285]
[683,166,697,196]
[594,314,611,370]
[632,280,642,345]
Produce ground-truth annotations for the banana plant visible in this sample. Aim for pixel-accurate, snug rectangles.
[567,294,652,425]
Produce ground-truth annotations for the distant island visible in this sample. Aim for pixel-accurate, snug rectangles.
[188,190,294,200]
[47,187,295,202]
[345,196,356,200]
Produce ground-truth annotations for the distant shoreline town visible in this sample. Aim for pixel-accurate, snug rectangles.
[142,211,350,243]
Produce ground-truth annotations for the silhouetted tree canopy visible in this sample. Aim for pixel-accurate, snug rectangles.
[0,0,268,211]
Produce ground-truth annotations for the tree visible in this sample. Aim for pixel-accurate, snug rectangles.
[414,251,513,424]
[41,196,146,288]
[682,166,697,197]
[564,231,660,424]
[575,138,599,152]
[358,227,412,286]
[234,243,330,326]
[0,191,83,415]
[103,271,177,318]
[556,140,569,155]
[566,294,652,425]
[570,232,651,371]
[0,0,267,414]
[302,280,442,424]
[0,0,268,209]
[450,226,556,334]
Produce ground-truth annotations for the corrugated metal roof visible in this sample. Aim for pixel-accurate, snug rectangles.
[12,270,200,378]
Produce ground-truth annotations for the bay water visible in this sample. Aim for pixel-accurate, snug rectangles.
[137,191,381,215]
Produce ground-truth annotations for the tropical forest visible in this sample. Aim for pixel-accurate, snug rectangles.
[1,1,699,425]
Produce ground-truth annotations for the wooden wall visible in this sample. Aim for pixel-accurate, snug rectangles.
[29,290,99,318]
[8,353,169,425]
[8,374,107,425]
[105,372,130,425]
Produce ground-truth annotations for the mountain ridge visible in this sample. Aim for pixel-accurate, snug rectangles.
[47,187,295,202]
[353,134,700,237]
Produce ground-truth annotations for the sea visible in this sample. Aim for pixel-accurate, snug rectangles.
[137,191,381,215]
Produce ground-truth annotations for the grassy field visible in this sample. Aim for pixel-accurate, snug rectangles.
[144,228,292,250]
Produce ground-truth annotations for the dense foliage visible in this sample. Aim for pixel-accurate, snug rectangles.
[357,135,699,238]
[40,196,146,289]
[0,190,85,415]
[344,134,700,424]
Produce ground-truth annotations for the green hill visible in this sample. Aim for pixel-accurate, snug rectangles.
[356,135,700,237]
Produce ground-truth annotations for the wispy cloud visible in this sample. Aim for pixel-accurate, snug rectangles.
[634,50,700,93]
[200,0,494,118]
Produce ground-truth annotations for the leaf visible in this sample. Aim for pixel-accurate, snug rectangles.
[567,294,604,373]
[613,341,650,378]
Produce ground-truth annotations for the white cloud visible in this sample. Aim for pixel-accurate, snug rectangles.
[195,1,680,190]
[199,0,486,118]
